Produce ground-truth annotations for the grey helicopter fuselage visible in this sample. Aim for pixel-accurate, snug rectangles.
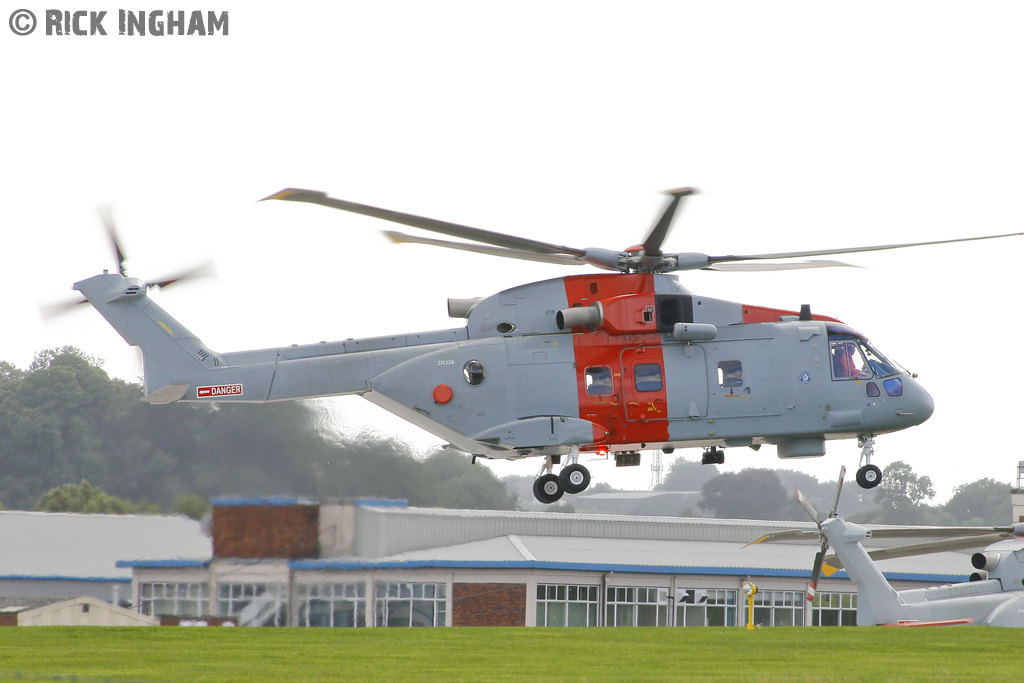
[821,516,1024,627]
[73,269,933,467]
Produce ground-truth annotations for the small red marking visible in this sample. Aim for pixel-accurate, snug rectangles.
[883,618,975,627]
[197,384,243,398]
[433,384,453,404]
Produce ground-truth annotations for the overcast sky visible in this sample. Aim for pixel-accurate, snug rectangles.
[3,2,1022,501]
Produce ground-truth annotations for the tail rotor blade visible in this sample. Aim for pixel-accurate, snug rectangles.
[97,203,127,277]
[807,548,826,604]
[795,488,822,524]
[829,465,846,518]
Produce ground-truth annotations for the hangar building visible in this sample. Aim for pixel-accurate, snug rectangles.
[119,497,973,628]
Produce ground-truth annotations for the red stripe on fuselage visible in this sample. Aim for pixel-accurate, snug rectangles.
[564,274,669,447]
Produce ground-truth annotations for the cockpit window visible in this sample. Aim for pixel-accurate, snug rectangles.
[860,342,902,378]
[830,340,871,380]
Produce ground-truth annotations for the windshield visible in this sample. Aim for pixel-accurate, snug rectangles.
[828,333,903,380]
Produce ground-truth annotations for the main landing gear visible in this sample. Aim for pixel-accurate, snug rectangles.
[855,436,882,489]
[533,453,592,504]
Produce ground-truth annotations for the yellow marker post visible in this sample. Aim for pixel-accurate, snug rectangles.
[742,581,757,630]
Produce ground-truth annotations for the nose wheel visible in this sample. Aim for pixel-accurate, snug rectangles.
[855,436,883,489]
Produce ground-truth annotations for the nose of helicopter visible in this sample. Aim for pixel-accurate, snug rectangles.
[902,375,935,427]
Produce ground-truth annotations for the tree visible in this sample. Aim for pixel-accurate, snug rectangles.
[698,469,802,520]
[172,495,212,521]
[944,479,1011,526]
[875,461,935,510]
[657,458,719,492]
[35,480,159,514]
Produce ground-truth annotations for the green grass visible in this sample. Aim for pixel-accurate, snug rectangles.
[0,626,1018,683]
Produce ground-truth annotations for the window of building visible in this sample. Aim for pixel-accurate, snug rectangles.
[374,582,447,627]
[675,588,737,627]
[535,584,599,627]
[811,592,857,626]
[217,582,288,626]
[585,367,613,396]
[752,590,804,627]
[296,582,367,627]
[634,363,663,393]
[139,582,210,618]
[606,586,669,627]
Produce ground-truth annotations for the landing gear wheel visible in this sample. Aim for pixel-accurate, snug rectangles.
[559,464,591,495]
[856,464,882,489]
[533,473,564,504]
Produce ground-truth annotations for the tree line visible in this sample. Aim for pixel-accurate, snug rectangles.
[652,458,1013,526]
[0,347,516,514]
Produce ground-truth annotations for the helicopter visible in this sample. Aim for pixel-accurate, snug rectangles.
[750,466,1024,627]
[68,188,1021,504]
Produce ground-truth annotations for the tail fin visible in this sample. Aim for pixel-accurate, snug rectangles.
[821,517,905,625]
[74,272,221,402]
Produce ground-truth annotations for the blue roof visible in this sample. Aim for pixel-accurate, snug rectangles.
[116,560,209,569]
[212,496,317,507]
[287,558,967,583]
[0,574,130,583]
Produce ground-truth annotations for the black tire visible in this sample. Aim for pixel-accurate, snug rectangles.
[856,464,882,489]
[533,473,564,504]
[559,464,591,495]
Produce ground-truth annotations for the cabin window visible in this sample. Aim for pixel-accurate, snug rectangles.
[883,378,903,397]
[585,366,613,396]
[830,341,871,380]
[463,360,485,385]
[717,361,743,388]
[634,363,663,392]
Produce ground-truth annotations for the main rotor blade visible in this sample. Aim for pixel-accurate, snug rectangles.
[97,203,126,276]
[383,231,587,266]
[744,528,821,546]
[822,533,1011,572]
[708,231,1024,265]
[642,188,695,257]
[865,526,1019,539]
[704,259,860,272]
[262,188,588,258]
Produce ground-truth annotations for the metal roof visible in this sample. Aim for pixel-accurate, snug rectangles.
[296,534,971,583]
[0,511,211,581]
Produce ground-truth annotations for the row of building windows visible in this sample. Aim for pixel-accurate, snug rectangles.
[138,580,855,628]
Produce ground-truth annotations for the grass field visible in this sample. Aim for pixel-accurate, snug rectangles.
[0,626,1019,683]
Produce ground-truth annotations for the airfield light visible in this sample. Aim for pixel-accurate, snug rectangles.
[741,582,757,630]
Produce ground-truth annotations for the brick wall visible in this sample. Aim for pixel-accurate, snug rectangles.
[0,613,17,626]
[212,504,319,559]
[452,583,526,627]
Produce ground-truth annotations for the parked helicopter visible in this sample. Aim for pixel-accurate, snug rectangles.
[750,467,1024,627]
[68,188,1021,503]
